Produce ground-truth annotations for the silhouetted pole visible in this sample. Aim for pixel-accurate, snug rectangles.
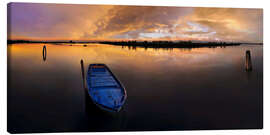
[245,50,252,71]
[80,59,87,89]
[43,45,47,61]
[81,59,91,114]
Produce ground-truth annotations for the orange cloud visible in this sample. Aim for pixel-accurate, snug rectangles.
[8,3,263,42]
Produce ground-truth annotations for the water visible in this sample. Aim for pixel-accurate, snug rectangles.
[7,43,263,133]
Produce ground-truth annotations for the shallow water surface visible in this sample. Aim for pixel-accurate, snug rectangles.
[7,43,263,133]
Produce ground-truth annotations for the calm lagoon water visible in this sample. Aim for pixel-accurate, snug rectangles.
[7,43,263,133]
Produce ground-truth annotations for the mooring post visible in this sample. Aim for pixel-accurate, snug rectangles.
[80,59,86,89]
[80,59,91,113]
[43,45,47,61]
[245,50,252,71]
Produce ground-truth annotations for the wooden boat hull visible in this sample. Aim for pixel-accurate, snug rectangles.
[87,64,127,112]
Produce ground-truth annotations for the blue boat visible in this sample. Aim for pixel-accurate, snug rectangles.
[87,64,127,112]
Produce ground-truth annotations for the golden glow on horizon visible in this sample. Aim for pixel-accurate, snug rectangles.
[9,44,254,74]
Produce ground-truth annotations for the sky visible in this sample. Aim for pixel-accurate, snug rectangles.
[8,3,263,43]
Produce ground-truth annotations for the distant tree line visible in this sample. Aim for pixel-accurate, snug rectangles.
[8,39,252,48]
[99,40,241,48]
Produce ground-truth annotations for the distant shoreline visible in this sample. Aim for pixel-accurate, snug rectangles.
[7,40,263,48]
[99,41,242,48]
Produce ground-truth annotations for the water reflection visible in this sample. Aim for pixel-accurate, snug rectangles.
[123,45,196,52]
[121,45,228,52]
[8,43,263,133]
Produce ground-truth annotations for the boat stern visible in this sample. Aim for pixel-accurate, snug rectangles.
[89,87,126,112]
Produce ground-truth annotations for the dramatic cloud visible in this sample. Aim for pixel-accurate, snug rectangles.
[91,6,193,39]
[188,8,263,42]
[8,3,263,42]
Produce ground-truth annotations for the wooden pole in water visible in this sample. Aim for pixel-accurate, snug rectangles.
[245,50,252,71]
[80,59,87,89]
[43,45,47,61]
[81,60,90,113]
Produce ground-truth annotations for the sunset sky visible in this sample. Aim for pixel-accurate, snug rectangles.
[8,3,263,43]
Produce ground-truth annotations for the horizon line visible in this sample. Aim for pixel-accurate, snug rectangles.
[7,39,263,44]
